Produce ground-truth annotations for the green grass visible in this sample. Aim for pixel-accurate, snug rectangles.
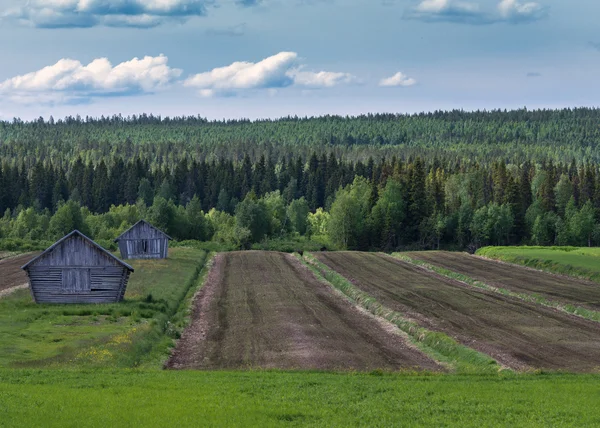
[477,246,600,283]
[301,253,501,374]
[0,247,208,369]
[1,369,600,427]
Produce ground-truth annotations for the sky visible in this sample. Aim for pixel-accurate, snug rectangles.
[0,0,598,121]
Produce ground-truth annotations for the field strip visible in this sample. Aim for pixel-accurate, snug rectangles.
[0,251,19,261]
[314,251,600,372]
[0,283,28,299]
[474,254,600,284]
[398,252,600,323]
[0,252,39,293]
[301,253,502,374]
[167,251,441,371]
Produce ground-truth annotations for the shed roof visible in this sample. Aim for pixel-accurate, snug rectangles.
[114,220,172,242]
[21,230,134,272]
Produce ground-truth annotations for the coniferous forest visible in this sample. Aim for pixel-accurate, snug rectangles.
[2,107,600,251]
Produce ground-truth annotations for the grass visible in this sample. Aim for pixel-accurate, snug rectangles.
[477,246,600,283]
[300,253,501,374]
[0,250,20,260]
[393,253,600,324]
[1,369,600,427]
[0,247,208,369]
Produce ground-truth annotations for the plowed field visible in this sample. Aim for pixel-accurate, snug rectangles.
[407,251,600,310]
[315,251,600,372]
[167,251,441,371]
[0,253,38,293]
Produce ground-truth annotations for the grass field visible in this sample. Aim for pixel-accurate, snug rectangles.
[2,369,600,427]
[0,247,207,369]
[477,246,600,283]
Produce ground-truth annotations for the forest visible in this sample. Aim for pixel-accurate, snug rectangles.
[1,107,600,251]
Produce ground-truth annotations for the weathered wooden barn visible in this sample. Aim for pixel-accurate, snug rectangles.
[114,220,172,260]
[21,230,134,304]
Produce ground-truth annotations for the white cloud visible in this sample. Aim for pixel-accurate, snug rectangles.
[379,72,417,87]
[415,0,479,14]
[3,0,211,28]
[185,52,357,96]
[497,0,547,23]
[0,55,182,104]
[405,0,546,24]
[291,70,357,88]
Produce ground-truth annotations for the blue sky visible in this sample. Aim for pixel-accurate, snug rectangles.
[0,0,598,120]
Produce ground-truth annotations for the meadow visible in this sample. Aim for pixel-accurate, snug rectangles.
[477,246,600,283]
[0,247,208,369]
[2,369,600,427]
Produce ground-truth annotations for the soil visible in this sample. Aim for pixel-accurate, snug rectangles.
[407,251,600,310]
[167,251,442,371]
[315,251,600,372]
[0,253,39,292]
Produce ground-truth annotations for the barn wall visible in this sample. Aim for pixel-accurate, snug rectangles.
[118,237,168,259]
[27,266,130,304]
[117,222,169,259]
[32,235,119,267]
[119,222,166,240]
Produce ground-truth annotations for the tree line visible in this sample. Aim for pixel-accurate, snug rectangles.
[2,107,600,165]
[2,153,600,250]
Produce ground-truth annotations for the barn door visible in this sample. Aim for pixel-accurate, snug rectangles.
[62,269,91,293]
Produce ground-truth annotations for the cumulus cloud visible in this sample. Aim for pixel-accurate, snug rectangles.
[291,70,357,88]
[184,52,357,96]
[0,55,182,104]
[404,0,547,24]
[404,0,490,24]
[3,0,212,28]
[379,72,417,87]
[497,0,547,23]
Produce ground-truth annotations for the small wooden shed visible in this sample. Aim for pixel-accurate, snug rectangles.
[114,220,171,260]
[21,230,134,304]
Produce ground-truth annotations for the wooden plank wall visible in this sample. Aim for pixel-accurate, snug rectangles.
[32,235,120,267]
[119,238,168,260]
[24,234,131,304]
[27,266,130,304]
[118,222,169,259]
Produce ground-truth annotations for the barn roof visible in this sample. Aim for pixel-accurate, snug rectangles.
[21,230,134,272]
[114,220,173,242]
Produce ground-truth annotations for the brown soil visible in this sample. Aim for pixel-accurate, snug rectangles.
[0,253,39,292]
[315,251,600,372]
[408,251,600,310]
[167,251,442,371]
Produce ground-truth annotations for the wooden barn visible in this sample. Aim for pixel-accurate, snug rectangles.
[21,230,134,304]
[114,220,171,260]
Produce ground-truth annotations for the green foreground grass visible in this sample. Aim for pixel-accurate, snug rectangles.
[1,369,600,427]
[477,246,600,283]
[0,247,208,369]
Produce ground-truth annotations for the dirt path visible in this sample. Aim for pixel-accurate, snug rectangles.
[167,251,442,371]
[316,251,600,372]
[0,253,39,293]
[407,251,600,310]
